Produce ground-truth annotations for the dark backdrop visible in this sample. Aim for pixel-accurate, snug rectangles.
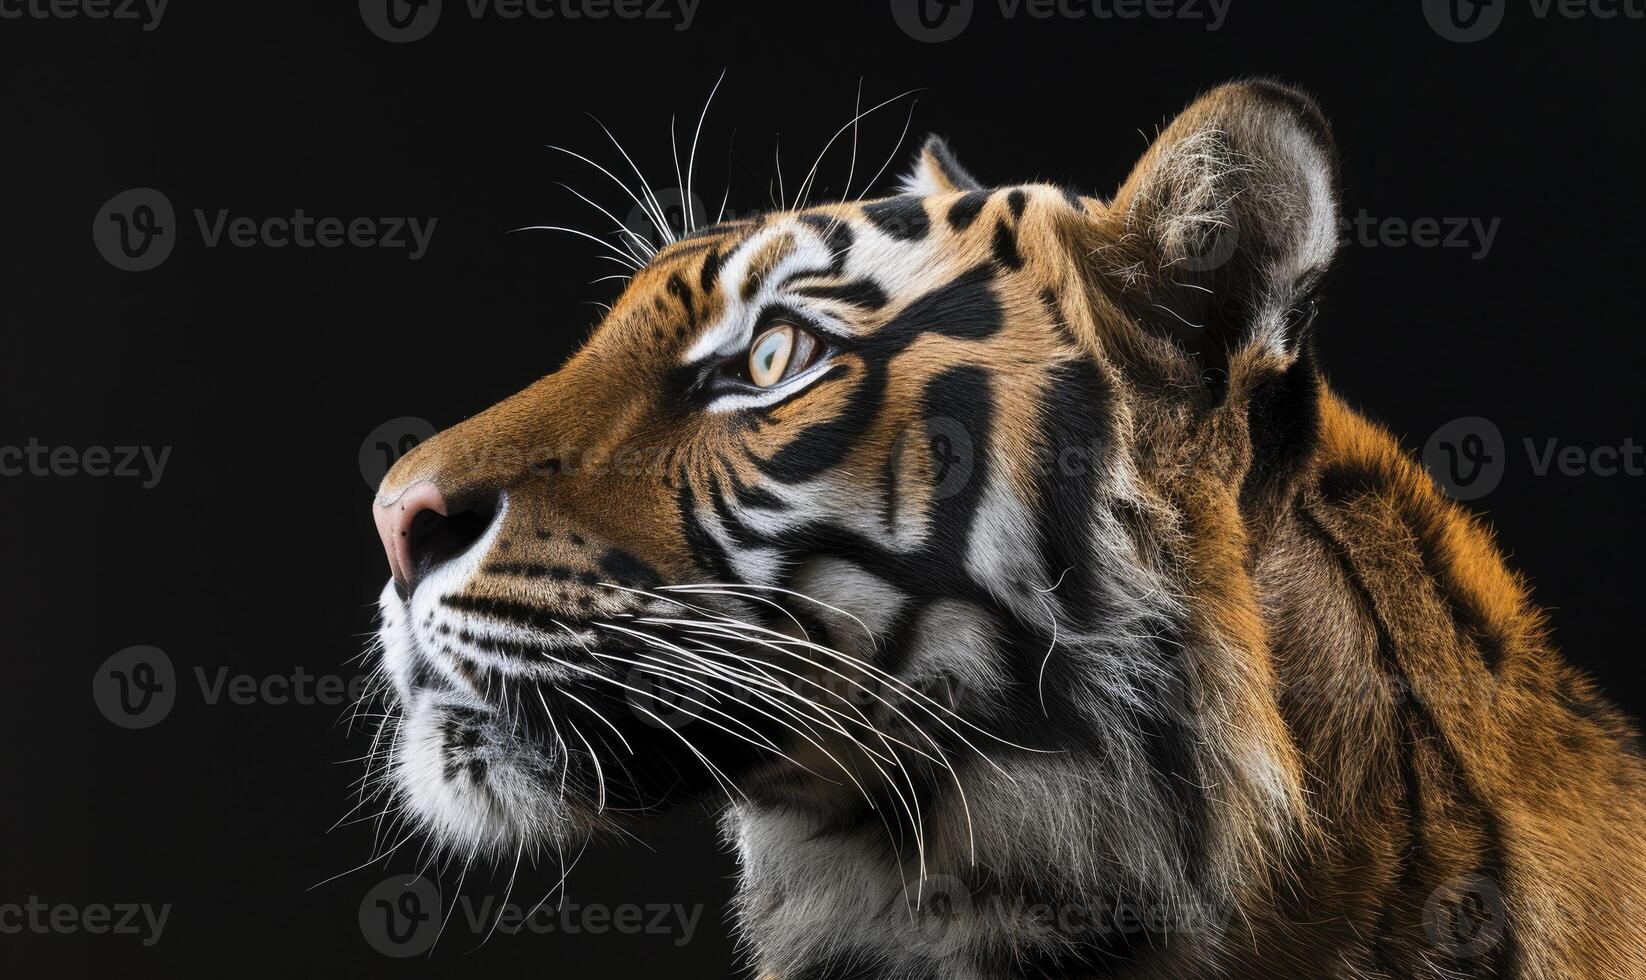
[3,0,1642,975]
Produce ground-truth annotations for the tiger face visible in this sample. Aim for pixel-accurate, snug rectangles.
[367,80,1335,910]
[359,77,1646,980]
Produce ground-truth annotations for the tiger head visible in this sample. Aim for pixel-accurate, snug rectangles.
[367,80,1336,934]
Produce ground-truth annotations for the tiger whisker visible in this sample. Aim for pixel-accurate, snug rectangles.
[851,98,920,208]
[531,647,802,790]
[661,617,966,862]
[794,89,920,212]
[685,70,725,236]
[556,181,657,262]
[548,144,672,246]
[591,620,939,871]
[509,224,643,270]
[590,115,675,246]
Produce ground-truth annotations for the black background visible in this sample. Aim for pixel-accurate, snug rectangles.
[2,0,1642,975]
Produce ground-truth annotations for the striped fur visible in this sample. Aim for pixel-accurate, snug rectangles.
[364,82,1646,977]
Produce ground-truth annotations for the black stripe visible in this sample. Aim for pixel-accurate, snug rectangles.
[1030,356,1111,625]
[440,593,559,631]
[918,365,995,569]
[862,195,929,240]
[880,264,1004,344]
[1315,458,1508,674]
[481,561,597,586]
[990,218,1022,270]
[677,472,736,581]
[946,191,989,232]
[792,278,889,310]
[666,272,698,330]
[1299,505,1519,978]
[698,245,723,294]
[797,214,855,276]
[596,548,662,589]
[1006,188,1027,219]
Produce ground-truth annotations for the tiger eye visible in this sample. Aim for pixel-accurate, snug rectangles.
[748,324,796,387]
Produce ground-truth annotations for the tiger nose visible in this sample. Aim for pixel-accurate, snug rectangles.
[372,481,500,594]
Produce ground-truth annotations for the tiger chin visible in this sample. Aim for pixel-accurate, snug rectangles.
[361,81,1646,978]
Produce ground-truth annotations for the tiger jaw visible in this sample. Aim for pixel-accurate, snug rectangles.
[373,576,592,855]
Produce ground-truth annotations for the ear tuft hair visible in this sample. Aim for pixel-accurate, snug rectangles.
[898,134,984,196]
[1093,80,1339,374]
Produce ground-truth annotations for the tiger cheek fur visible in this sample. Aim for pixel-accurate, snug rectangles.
[364,81,1646,978]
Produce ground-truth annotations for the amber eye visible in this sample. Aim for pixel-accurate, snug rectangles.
[745,322,821,388]
[749,325,794,386]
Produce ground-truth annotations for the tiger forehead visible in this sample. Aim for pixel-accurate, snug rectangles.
[615,185,1081,360]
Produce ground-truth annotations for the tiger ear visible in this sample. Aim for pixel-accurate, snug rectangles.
[1091,81,1339,376]
[898,134,983,195]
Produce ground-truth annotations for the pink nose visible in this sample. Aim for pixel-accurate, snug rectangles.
[373,481,448,592]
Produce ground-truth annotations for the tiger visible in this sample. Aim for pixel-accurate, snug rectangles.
[363,80,1646,978]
